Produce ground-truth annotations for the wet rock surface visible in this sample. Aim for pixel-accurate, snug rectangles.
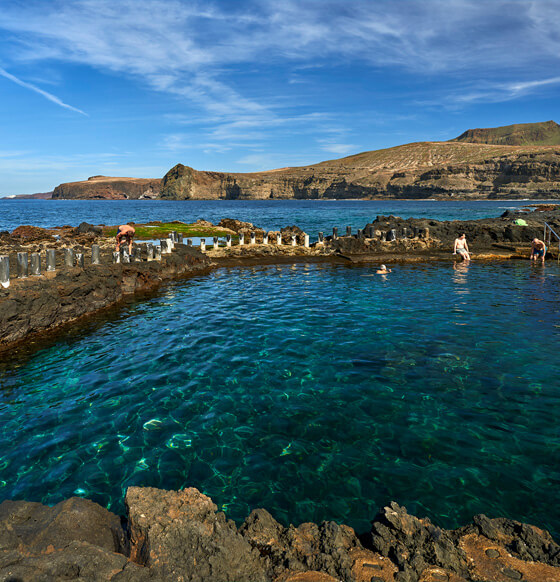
[1,488,560,581]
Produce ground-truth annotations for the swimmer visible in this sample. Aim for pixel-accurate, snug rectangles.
[376,264,392,274]
[530,238,546,264]
[116,224,135,254]
[453,234,471,261]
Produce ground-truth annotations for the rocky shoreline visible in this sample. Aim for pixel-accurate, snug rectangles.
[1,207,559,354]
[2,485,560,581]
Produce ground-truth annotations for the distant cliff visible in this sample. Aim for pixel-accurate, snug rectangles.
[160,142,560,201]
[52,176,161,200]
[53,121,560,201]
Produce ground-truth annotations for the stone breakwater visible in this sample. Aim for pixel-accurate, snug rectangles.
[1,486,560,582]
[1,207,558,353]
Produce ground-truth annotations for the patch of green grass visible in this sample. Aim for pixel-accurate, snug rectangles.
[103,222,234,239]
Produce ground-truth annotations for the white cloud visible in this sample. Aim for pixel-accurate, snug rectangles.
[0,67,87,115]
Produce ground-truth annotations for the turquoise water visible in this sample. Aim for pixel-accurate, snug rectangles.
[1,262,560,535]
[0,198,550,232]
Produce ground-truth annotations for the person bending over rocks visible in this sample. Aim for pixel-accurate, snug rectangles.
[530,237,546,264]
[376,264,392,274]
[116,224,135,254]
[453,234,470,261]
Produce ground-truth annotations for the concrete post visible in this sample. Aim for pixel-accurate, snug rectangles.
[357,229,363,239]
[317,232,324,244]
[263,233,269,245]
[113,251,120,263]
[226,235,232,248]
[333,227,338,240]
[380,231,387,242]
[187,239,192,246]
[239,233,245,246]
[276,233,282,245]
[146,243,154,261]
[75,252,84,268]
[154,245,162,260]
[368,226,375,238]
[177,233,184,244]
[64,248,74,267]
[250,231,256,245]
[0,255,10,288]
[291,234,297,246]
[346,226,352,236]
[121,250,130,263]
[304,234,309,247]
[200,238,206,251]
[17,252,28,278]
[213,236,219,250]
[30,252,41,275]
[160,239,168,254]
[167,237,174,251]
[91,244,100,265]
[171,231,178,243]
[46,249,56,271]
[402,227,408,239]
[389,229,397,242]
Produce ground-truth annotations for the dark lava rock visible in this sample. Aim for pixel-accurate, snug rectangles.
[218,218,256,232]
[0,497,140,582]
[240,508,362,580]
[74,222,103,235]
[280,225,306,244]
[125,486,266,582]
[362,502,468,582]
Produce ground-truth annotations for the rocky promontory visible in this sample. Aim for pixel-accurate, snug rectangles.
[52,175,161,200]
[1,486,560,581]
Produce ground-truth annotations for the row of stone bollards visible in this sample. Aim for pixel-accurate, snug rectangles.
[331,225,429,241]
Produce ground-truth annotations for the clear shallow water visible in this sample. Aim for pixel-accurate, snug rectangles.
[1,262,560,535]
[0,198,549,233]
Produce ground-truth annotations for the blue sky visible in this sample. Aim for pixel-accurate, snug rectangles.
[0,0,559,195]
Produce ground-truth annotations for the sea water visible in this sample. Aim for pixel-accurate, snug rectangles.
[1,261,559,536]
[0,198,550,233]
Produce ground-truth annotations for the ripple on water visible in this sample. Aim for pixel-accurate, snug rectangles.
[1,261,560,535]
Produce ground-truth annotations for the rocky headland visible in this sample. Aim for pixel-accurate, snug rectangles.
[52,175,161,200]
[48,121,560,201]
[1,485,560,582]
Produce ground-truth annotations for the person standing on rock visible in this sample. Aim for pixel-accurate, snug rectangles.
[453,234,470,261]
[530,238,546,264]
[116,224,135,254]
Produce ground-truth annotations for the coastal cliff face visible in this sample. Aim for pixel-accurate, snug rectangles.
[159,145,560,200]
[52,175,161,200]
[52,121,560,201]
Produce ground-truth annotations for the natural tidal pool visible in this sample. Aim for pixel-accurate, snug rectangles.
[1,261,560,536]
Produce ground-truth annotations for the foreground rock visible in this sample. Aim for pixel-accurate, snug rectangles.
[1,487,560,581]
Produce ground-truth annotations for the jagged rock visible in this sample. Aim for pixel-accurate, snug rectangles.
[125,486,266,582]
[240,507,363,580]
[74,222,103,235]
[363,502,468,582]
[218,218,256,232]
[0,498,138,582]
[280,226,306,244]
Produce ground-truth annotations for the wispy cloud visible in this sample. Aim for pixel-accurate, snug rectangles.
[0,67,87,115]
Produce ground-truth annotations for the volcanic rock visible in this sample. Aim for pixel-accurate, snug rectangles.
[10,225,55,242]
[125,486,266,581]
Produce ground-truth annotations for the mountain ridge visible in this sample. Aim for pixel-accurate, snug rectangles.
[51,121,560,200]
